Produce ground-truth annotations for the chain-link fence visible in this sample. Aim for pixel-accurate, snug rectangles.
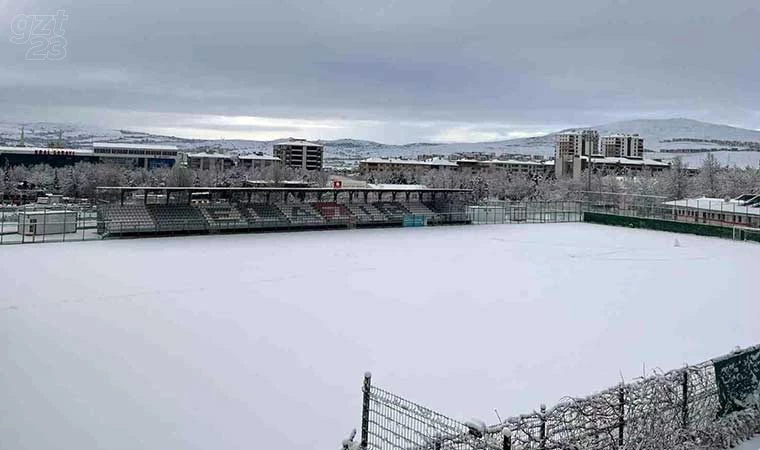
[355,345,760,450]
[466,201,582,225]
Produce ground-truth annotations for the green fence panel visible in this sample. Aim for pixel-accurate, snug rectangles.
[713,346,760,416]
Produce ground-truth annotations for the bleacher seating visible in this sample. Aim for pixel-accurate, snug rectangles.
[147,205,208,231]
[403,202,437,218]
[373,202,410,220]
[197,204,248,229]
[100,204,156,233]
[276,203,327,226]
[314,202,353,223]
[345,203,387,223]
[240,203,289,226]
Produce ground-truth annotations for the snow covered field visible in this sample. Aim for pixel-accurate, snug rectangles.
[1,223,759,450]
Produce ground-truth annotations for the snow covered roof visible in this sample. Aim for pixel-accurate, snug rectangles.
[186,152,234,159]
[273,140,323,148]
[602,134,642,138]
[663,198,760,216]
[0,146,94,155]
[93,142,178,151]
[367,183,428,190]
[238,154,280,161]
[361,157,457,167]
[580,156,669,167]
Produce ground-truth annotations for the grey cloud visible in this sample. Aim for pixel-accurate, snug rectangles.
[0,0,758,142]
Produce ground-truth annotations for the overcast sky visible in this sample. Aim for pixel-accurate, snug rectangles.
[1,0,758,143]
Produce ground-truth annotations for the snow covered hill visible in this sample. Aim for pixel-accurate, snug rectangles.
[2,118,759,166]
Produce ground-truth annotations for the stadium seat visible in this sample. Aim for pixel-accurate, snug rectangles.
[147,205,209,231]
[275,203,327,226]
[372,202,410,220]
[100,204,157,234]
[345,203,387,223]
[197,204,249,229]
[240,203,289,227]
[314,202,353,223]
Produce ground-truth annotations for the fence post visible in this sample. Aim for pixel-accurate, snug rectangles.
[539,404,546,450]
[681,370,689,429]
[361,372,372,449]
[502,429,511,450]
[618,387,625,446]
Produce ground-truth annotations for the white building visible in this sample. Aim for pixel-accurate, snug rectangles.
[92,142,179,168]
[273,140,324,171]
[359,157,458,173]
[18,210,78,236]
[600,134,644,159]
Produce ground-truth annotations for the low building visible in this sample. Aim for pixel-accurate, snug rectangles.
[0,146,98,167]
[455,159,552,176]
[359,157,458,174]
[273,140,324,171]
[18,210,78,235]
[237,153,280,170]
[664,194,760,228]
[187,153,235,171]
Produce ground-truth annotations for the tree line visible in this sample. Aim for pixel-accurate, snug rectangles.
[1,154,759,203]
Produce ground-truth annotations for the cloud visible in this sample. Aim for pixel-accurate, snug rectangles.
[0,0,758,142]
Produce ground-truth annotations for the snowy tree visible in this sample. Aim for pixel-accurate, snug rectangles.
[166,165,193,187]
[697,153,722,197]
[662,157,692,200]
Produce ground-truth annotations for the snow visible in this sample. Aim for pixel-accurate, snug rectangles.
[1,223,759,450]
[734,436,760,450]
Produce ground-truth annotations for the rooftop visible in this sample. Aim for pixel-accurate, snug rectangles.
[0,146,94,155]
[663,197,760,217]
[93,142,179,151]
[361,157,458,167]
[186,152,234,159]
[273,140,323,148]
[237,154,280,160]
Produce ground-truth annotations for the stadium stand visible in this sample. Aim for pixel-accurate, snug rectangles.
[100,204,156,233]
[197,204,249,229]
[240,203,289,226]
[314,202,353,223]
[372,202,410,220]
[276,203,327,226]
[345,203,387,223]
[95,187,472,237]
[403,202,437,218]
[147,204,208,231]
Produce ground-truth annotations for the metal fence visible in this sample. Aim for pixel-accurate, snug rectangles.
[0,204,100,245]
[569,191,760,230]
[467,201,582,225]
[356,345,760,450]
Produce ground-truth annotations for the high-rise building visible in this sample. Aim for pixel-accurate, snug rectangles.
[600,134,644,159]
[273,140,324,171]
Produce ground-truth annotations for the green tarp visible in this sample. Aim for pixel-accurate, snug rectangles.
[714,346,760,416]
